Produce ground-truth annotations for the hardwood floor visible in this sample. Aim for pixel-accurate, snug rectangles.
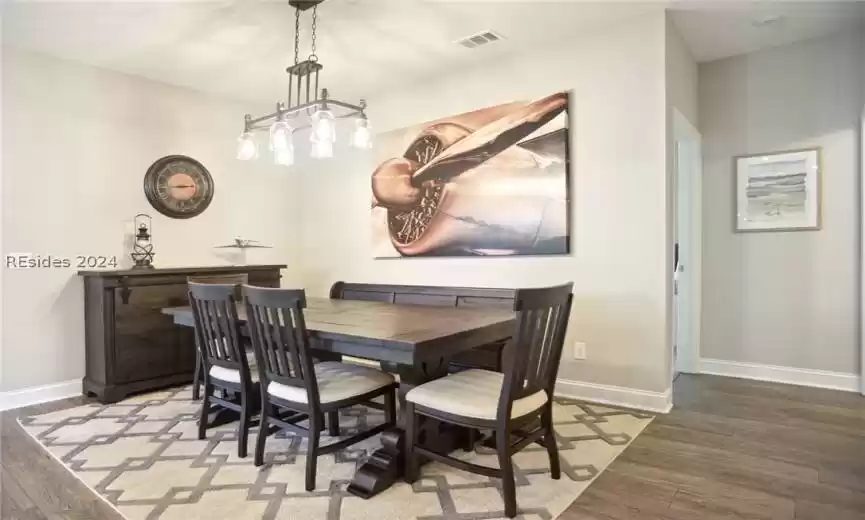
[1,374,862,519]
[563,375,865,520]
[0,396,124,520]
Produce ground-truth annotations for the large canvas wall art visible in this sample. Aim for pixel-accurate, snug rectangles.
[371,92,571,258]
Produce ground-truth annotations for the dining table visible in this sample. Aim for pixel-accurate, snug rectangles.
[162,296,515,499]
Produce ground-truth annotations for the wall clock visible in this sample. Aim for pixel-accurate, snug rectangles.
[143,155,214,219]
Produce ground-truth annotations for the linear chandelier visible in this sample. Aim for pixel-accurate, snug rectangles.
[236,0,371,167]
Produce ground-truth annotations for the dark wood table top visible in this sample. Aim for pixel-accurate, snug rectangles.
[163,297,515,364]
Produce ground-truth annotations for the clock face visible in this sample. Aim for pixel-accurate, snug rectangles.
[144,156,214,219]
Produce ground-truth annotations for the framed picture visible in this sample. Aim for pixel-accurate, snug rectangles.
[370,92,570,258]
[734,148,821,232]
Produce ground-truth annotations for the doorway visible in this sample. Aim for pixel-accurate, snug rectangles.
[673,109,702,377]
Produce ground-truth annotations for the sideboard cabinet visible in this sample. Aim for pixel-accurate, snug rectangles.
[78,265,284,403]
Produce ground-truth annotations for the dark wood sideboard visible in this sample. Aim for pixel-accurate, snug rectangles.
[78,265,285,403]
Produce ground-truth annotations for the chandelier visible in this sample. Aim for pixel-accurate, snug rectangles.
[236,0,371,166]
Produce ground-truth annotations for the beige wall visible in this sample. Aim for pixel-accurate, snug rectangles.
[665,14,699,379]
[297,13,673,396]
[1,48,303,392]
[700,30,864,375]
[666,16,699,129]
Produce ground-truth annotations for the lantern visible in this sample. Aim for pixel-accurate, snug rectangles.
[131,214,155,269]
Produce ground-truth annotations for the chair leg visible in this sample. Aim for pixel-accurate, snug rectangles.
[403,402,419,483]
[327,411,340,437]
[192,352,202,401]
[543,407,560,480]
[238,385,250,458]
[254,394,270,467]
[384,388,396,428]
[463,429,479,452]
[496,429,517,518]
[198,382,211,441]
[305,411,321,491]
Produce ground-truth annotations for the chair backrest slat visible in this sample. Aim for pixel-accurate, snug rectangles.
[188,274,249,300]
[243,285,321,405]
[498,283,574,419]
[188,282,251,382]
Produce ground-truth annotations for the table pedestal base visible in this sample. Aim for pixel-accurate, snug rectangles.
[348,357,468,499]
[346,428,404,498]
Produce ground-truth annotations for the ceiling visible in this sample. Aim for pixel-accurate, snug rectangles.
[670,0,865,62]
[3,1,863,105]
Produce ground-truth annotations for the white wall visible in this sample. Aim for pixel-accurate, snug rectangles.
[700,30,864,376]
[297,13,672,399]
[1,48,303,393]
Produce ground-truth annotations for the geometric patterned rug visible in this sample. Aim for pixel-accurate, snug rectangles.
[19,385,652,520]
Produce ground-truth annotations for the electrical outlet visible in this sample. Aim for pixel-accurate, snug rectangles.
[573,341,587,360]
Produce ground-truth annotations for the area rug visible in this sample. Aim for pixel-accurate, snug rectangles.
[19,385,652,520]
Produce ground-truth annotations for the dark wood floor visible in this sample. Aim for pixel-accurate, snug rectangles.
[2,374,863,519]
[564,374,865,519]
[1,395,123,520]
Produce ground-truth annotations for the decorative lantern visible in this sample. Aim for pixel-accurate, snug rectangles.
[131,214,155,269]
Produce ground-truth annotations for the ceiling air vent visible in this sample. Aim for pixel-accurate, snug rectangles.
[455,30,504,49]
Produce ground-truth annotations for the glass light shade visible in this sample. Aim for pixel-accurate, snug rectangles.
[310,138,333,159]
[269,120,293,151]
[236,132,258,160]
[310,107,336,144]
[274,145,295,166]
[351,117,372,149]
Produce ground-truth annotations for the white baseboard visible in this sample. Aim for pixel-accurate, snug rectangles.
[0,379,81,411]
[555,378,672,413]
[699,358,860,392]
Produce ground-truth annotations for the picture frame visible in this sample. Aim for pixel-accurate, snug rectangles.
[734,147,821,232]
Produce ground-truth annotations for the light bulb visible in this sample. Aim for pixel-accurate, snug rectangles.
[236,132,258,161]
[311,107,336,144]
[310,139,333,159]
[351,117,372,149]
[274,145,295,166]
[269,120,293,151]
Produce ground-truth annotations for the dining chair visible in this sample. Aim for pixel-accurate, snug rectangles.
[243,285,398,491]
[187,274,249,400]
[188,281,257,458]
[403,283,574,518]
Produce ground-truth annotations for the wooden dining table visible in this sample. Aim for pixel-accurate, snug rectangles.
[162,296,515,498]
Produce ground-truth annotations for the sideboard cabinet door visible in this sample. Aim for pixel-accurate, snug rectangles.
[112,283,195,384]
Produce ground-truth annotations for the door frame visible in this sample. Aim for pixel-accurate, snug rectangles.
[860,107,864,395]
[673,109,702,376]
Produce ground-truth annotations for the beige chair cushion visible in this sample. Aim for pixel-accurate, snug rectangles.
[208,351,259,384]
[405,369,548,421]
[267,361,394,404]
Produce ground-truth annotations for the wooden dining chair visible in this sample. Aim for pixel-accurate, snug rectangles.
[243,285,398,491]
[188,281,257,458]
[403,283,574,518]
[188,274,249,400]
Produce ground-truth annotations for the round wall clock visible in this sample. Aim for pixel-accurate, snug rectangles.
[143,155,214,219]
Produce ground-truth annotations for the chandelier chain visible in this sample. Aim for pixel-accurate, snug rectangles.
[293,6,300,66]
[309,4,318,62]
